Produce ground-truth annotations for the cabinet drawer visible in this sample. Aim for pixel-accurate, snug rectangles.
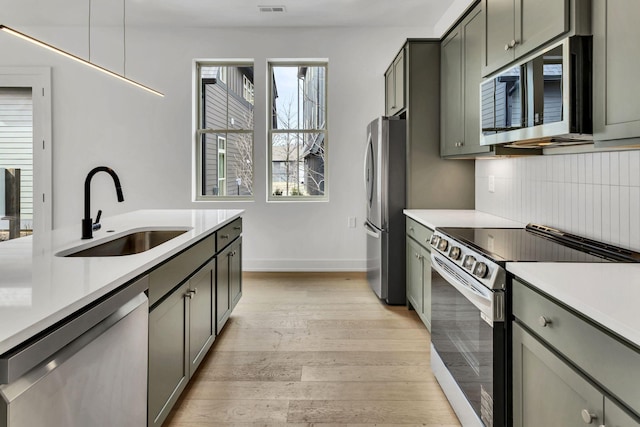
[406,218,433,249]
[513,279,640,415]
[217,218,242,252]
[148,234,215,307]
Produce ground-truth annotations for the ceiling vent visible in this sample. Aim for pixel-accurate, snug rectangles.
[259,5,286,12]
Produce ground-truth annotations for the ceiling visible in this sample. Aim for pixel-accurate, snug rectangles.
[0,0,465,29]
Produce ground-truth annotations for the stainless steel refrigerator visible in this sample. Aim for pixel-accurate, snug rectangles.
[364,116,406,304]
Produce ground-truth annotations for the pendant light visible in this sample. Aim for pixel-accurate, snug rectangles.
[0,0,164,97]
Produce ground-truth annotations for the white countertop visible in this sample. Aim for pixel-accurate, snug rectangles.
[403,209,525,230]
[0,209,243,355]
[507,262,640,348]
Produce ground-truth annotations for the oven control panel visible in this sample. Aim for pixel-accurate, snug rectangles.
[430,232,505,290]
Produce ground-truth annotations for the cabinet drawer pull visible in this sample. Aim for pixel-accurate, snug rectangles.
[538,316,552,327]
[191,288,198,295]
[581,409,597,424]
[220,234,230,239]
[233,226,241,230]
[185,292,193,299]
[409,227,414,232]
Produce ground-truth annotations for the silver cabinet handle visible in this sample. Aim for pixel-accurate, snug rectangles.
[220,234,230,239]
[504,39,519,50]
[581,409,597,424]
[191,288,198,295]
[233,226,241,230]
[538,316,552,327]
[185,292,193,299]
[504,43,510,51]
[409,227,415,233]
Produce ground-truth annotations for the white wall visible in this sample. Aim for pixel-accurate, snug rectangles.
[0,24,436,270]
[476,151,640,251]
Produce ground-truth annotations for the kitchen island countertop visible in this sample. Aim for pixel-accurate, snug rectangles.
[403,209,525,230]
[0,209,243,355]
[508,262,640,348]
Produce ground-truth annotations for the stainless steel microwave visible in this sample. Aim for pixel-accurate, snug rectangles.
[480,36,592,148]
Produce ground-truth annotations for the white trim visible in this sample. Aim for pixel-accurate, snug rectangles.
[0,67,52,233]
[243,258,366,272]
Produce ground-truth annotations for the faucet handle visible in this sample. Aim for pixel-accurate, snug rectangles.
[92,210,102,232]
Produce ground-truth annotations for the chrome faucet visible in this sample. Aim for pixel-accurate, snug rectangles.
[82,166,124,239]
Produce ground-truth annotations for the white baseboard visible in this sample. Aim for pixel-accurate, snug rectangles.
[243,258,366,272]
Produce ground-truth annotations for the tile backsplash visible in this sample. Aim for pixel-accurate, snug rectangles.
[475,151,640,251]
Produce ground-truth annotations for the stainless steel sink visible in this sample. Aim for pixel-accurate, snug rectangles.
[61,229,189,257]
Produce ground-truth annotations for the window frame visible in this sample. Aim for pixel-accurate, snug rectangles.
[267,60,328,202]
[194,60,254,201]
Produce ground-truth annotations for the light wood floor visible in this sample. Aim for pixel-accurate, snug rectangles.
[163,272,461,426]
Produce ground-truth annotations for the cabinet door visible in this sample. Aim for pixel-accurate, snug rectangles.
[406,237,423,313]
[385,65,394,116]
[515,0,568,59]
[230,238,242,310]
[188,259,215,376]
[604,398,640,427]
[512,322,604,426]
[441,26,464,157]
[216,244,232,334]
[393,50,405,114]
[148,282,190,427]
[421,247,432,331]
[482,0,515,75]
[593,0,640,143]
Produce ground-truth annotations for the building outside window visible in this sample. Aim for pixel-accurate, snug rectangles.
[268,62,327,199]
[196,63,254,199]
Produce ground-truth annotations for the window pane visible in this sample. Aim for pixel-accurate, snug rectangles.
[271,132,324,196]
[272,65,326,131]
[198,62,254,198]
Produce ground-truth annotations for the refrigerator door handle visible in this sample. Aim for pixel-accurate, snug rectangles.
[364,221,381,239]
[364,139,374,207]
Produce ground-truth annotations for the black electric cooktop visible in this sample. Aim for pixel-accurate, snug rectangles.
[438,224,640,264]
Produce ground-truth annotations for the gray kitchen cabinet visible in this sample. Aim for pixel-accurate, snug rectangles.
[385,49,405,116]
[593,0,640,147]
[481,0,569,76]
[217,237,242,333]
[187,259,216,375]
[441,4,491,157]
[405,218,433,331]
[512,279,640,425]
[148,281,189,427]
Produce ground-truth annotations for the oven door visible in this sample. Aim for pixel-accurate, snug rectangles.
[430,253,506,427]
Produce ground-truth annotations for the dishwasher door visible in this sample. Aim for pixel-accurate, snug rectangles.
[0,292,148,427]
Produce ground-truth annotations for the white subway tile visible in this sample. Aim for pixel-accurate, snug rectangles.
[585,184,594,237]
[571,155,579,183]
[610,186,620,245]
[593,185,602,240]
[593,153,602,185]
[630,151,640,187]
[602,152,611,185]
[578,183,586,235]
[578,154,586,183]
[620,186,630,249]
[619,152,630,186]
[564,155,572,183]
[610,152,620,186]
[564,182,572,231]
[552,182,560,227]
[601,185,611,243]
[585,153,593,184]
[630,187,640,251]
[572,183,579,233]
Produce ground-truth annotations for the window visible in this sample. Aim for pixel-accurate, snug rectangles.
[243,75,254,105]
[268,62,327,199]
[196,63,253,199]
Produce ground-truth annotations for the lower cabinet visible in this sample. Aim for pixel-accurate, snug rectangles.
[405,218,433,331]
[148,259,215,427]
[512,279,640,426]
[216,237,242,333]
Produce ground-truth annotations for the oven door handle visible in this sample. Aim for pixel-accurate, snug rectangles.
[431,253,497,322]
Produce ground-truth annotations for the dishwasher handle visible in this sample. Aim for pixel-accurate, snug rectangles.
[0,275,149,384]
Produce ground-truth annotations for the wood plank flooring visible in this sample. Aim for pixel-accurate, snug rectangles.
[163,272,461,426]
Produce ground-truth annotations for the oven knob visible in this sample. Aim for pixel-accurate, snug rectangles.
[430,235,440,247]
[448,246,461,260]
[437,238,449,252]
[473,262,489,278]
[463,255,476,270]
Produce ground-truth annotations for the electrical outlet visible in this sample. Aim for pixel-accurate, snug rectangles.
[488,175,495,193]
[348,217,356,228]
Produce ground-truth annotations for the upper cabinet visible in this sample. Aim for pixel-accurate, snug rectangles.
[385,49,405,116]
[441,4,491,157]
[481,0,570,76]
[592,0,640,146]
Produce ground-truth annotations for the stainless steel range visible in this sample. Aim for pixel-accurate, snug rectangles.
[428,224,640,427]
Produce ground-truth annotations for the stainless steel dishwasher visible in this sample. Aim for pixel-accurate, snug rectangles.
[0,276,149,427]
